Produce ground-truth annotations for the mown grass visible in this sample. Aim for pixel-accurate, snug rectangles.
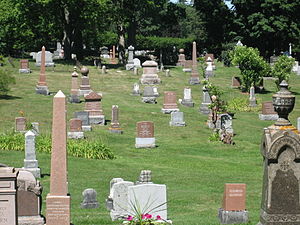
[1,58,300,225]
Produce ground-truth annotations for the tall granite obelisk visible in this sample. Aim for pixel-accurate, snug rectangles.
[36,46,49,95]
[46,90,70,225]
[189,41,200,85]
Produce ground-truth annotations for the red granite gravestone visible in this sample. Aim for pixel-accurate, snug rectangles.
[136,121,154,138]
[222,183,246,211]
[15,117,26,132]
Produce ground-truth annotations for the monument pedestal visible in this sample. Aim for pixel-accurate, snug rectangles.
[135,138,156,148]
[19,69,31,74]
[89,115,105,125]
[67,131,84,139]
[36,85,49,95]
[181,99,194,107]
[199,103,211,114]
[218,208,248,224]
[142,97,157,104]
[46,195,70,225]
[18,215,44,225]
[109,127,123,134]
[189,76,200,85]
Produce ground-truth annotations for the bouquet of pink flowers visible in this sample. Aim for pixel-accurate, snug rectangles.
[122,213,172,225]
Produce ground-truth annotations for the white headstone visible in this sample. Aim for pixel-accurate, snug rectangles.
[133,58,141,68]
[35,51,54,67]
[170,111,186,126]
[23,130,40,178]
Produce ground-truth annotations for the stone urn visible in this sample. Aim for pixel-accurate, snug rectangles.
[80,66,89,76]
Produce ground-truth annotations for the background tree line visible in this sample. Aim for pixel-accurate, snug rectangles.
[0,0,299,63]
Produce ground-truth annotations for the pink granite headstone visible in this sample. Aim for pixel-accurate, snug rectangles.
[15,117,26,132]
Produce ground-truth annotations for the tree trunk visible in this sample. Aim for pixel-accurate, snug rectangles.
[62,5,72,60]
[117,24,126,65]
[127,19,137,47]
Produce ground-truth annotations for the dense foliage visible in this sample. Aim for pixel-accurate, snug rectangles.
[0,68,16,96]
[271,55,295,89]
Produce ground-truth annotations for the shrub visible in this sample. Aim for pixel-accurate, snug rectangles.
[0,68,16,96]
[227,97,260,113]
[230,46,270,92]
[0,133,115,160]
[272,55,295,89]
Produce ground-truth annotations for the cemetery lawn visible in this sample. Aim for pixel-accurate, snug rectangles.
[1,60,300,225]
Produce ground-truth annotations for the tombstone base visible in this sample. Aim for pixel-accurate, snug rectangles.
[69,95,80,103]
[189,77,200,85]
[181,100,194,107]
[142,97,157,104]
[259,114,279,121]
[89,115,105,125]
[135,138,156,148]
[249,100,257,107]
[46,195,70,225]
[161,108,179,114]
[199,104,211,114]
[205,70,214,78]
[80,201,99,209]
[22,166,41,179]
[218,208,248,224]
[126,63,135,70]
[207,119,221,129]
[19,69,31,74]
[169,121,186,127]
[82,125,92,131]
[131,92,140,96]
[183,68,192,72]
[35,63,55,67]
[140,77,161,85]
[18,215,44,225]
[109,128,123,134]
[67,132,84,139]
[79,89,92,96]
[35,85,49,95]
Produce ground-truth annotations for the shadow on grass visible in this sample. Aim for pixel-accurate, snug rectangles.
[291,91,300,95]
[0,95,22,100]
[41,173,50,178]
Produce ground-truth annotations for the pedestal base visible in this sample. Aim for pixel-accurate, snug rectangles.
[69,95,80,103]
[135,138,156,148]
[82,125,92,131]
[161,108,179,114]
[142,97,157,104]
[80,201,99,209]
[183,68,192,72]
[205,70,214,78]
[35,63,55,67]
[89,115,105,125]
[169,121,186,127]
[199,103,211,114]
[189,77,200,85]
[126,63,134,70]
[46,195,70,225]
[79,89,92,96]
[109,128,123,134]
[22,166,41,179]
[36,85,49,95]
[19,69,31,74]
[67,132,84,139]
[249,100,257,107]
[140,76,161,85]
[18,215,44,225]
[259,114,279,121]
[218,208,248,224]
[181,100,194,107]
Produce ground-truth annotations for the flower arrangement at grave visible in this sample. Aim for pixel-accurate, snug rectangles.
[122,214,171,225]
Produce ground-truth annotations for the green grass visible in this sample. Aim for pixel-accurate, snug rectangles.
[1,59,300,225]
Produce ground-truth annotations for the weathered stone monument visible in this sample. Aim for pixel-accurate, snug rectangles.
[181,87,194,107]
[126,45,135,70]
[199,86,212,114]
[15,117,26,132]
[69,66,80,103]
[218,183,248,224]
[132,83,140,96]
[205,57,214,78]
[258,81,300,225]
[140,60,161,85]
[183,60,193,72]
[176,48,186,66]
[133,58,141,68]
[0,166,18,225]
[17,170,44,225]
[67,118,84,139]
[249,86,257,107]
[259,101,279,120]
[80,188,99,209]
[101,65,106,74]
[142,86,157,104]
[35,49,54,67]
[22,130,41,178]
[231,77,241,88]
[220,113,233,134]
[135,121,156,148]
[46,90,71,225]
[170,111,186,127]
[74,111,91,131]
[79,66,92,96]
[109,105,123,134]
[161,91,179,114]
[84,91,105,125]
[205,53,215,69]
[36,46,49,95]
[19,59,31,73]
[189,42,200,85]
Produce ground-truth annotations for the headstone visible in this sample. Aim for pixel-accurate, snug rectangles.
[17,170,44,225]
[136,170,152,184]
[84,91,105,125]
[181,87,194,107]
[35,50,54,67]
[101,65,106,74]
[153,86,159,97]
[74,111,91,131]
[131,83,140,96]
[207,113,221,129]
[67,118,84,139]
[106,180,134,220]
[100,46,110,58]
[218,183,248,224]
[109,105,123,134]
[22,131,41,178]
[258,81,300,225]
[80,189,99,209]
[36,46,49,95]
[15,117,26,132]
[53,42,64,60]
[79,66,92,96]
[189,42,200,85]
[133,58,141,68]
[176,48,186,66]
[165,69,170,77]
[30,52,36,60]
[69,66,80,103]
[199,86,212,114]
[19,59,31,73]
[126,45,135,70]
[31,122,39,136]
[170,111,186,127]
[205,56,214,78]
[0,167,18,225]
[270,55,278,66]
[142,86,157,104]
[205,53,215,69]
[127,183,167,220]
[231,77,241,88]
[135,121,156,148]
[249,86,257,107]
[297,66,300,76]
[183,60,193,72]
[220,114,233,134]
[46,90,71,225]
[259,101,279,120]
[236,40,243,46]
[133,67,138,75]
[292,61,299,73]
[161,91,179,114]
[140,60,161,85]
